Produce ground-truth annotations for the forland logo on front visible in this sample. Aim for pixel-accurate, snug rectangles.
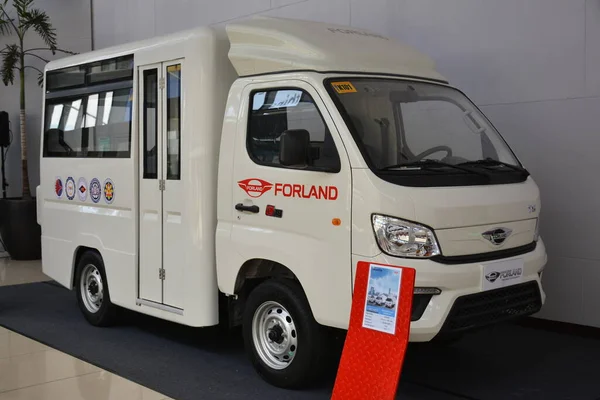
[238,178,339,201]
[485,271,500,283]
[238,179,274,198]
[485,268,523,283]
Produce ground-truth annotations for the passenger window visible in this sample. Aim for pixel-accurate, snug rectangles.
[166,64,181,180]
[143,69,158,179]
[247,89,340,172]
[43,88,132,158]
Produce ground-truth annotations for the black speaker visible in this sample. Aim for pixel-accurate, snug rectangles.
[0,111,9,147]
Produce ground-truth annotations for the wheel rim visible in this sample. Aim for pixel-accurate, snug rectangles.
[80,264,104,313]
[252,301,298,370]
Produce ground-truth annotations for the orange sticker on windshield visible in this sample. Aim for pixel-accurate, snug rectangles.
[332,81,357,94]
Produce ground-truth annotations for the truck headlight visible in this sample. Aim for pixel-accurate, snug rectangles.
[372,215,440,258]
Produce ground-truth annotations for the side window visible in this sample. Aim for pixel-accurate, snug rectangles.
[43,88,133,158]
[143,69,158,179]
[43,54,134,158]
[248,88,341,172]
[166,64,181,180]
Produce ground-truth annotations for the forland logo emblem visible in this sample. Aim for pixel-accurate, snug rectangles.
[485,272,500,283]
[238,179,273,198]
[482,228,512,246]
[485,268,523,283]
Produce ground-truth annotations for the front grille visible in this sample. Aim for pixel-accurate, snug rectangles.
[431,242,537,265]
[438,281,542,335]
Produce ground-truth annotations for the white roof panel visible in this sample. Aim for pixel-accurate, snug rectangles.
[45,26,221,72]
[226,16,446,82]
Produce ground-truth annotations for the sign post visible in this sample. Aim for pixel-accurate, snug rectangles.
[332,262,415,400]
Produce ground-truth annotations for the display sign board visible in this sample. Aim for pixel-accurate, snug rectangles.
[362,265,402,335]
[332,262,415,400]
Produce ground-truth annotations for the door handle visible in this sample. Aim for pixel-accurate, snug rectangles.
[235,203,260,214]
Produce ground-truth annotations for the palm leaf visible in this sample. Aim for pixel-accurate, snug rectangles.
[13,0,33,16]
[0,43,19,85]
[0,18,13,35]
[0,1,15,35]
[21,8,57,52]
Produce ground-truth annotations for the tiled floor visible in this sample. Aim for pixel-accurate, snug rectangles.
[0,257,172,400]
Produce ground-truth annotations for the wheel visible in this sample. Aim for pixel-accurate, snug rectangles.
[75,251,117,327]
[243,279,324,388]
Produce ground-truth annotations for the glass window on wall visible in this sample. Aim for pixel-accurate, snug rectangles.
[43,87,133,158]
[46,55,134,92]
[88,89,132,155]
[143,69,158,179]
[44,99,85,156]
[166,64,181,180]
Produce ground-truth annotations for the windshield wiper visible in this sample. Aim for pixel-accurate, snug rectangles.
[458,158,527,172]
[381,159,490,178]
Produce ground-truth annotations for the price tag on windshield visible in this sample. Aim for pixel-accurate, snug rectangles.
[332,81,357,94]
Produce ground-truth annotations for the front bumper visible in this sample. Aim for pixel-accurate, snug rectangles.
[352,238,547,342]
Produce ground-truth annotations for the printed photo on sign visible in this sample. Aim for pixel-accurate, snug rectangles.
[77,177,88,202]
[482,258,524,291]
[363,265,402,335]
[89,178,102,204]
[103,178,114,204]
[65,177,76,200]
[55,177,63,199]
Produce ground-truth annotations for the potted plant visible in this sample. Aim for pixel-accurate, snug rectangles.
[0,0,75,260]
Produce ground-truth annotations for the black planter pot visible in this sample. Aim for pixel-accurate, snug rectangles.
[0,198,42,260]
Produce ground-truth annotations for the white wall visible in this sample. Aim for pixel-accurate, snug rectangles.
[92,0,600,328]
[0,0,91,197]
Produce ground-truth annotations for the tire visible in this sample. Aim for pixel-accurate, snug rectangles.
[243,279,325,389]
[75,251,117,327]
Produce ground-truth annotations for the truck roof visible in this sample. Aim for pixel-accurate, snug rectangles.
[44,26,224,72]
[227,16,447,82]
[46,16,446,83]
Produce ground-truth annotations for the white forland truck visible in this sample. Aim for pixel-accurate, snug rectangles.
[38,16,547,388]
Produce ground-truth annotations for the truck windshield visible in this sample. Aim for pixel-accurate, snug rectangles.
[326,78,527,186]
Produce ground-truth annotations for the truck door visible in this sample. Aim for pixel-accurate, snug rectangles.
[138,61,185,310]
[230,81,353,328]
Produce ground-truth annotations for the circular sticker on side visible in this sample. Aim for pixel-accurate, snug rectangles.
[77,177,88,202]
[103,178,114,204]
[55,177,63,199]
[89,178,102,204]
[65,177,76,200]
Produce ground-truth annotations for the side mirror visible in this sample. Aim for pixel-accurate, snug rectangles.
[279,129,310,167]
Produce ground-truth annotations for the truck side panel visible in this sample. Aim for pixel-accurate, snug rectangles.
[40,27,237,327]
[39,159,136,304]
[216,76,353,330]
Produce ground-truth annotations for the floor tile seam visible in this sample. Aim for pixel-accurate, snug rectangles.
[0,370,102,395]
[0,346,53,361]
